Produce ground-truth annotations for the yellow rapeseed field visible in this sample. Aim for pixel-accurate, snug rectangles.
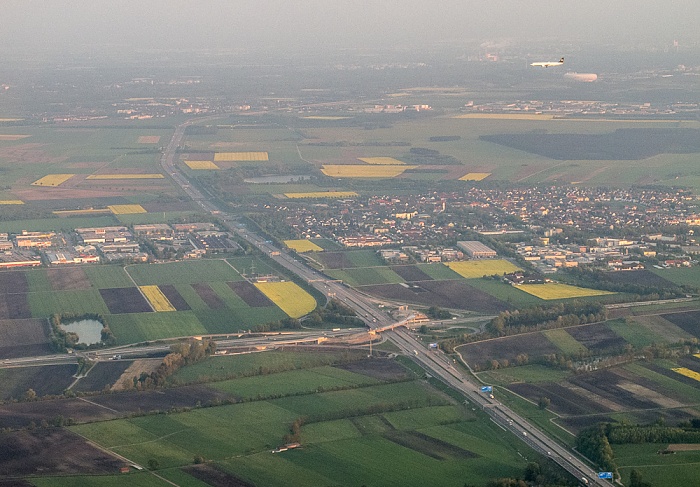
[0,200,23,205]
[140,286,176,312]
[459,172,491,181]
[358,157,406,165]
[185,161,220,170]
[108,204,147,215]
[321,165,415,178]
[672,367,700,383]
[214,152,269,162]
[254,281,316,318]
[284,191,358,199]
[31,174,75,186]
[517,283,615,300]
[86,174,164,179]
[446,260,521,278]
[284,240,324,252]
[0,134,31,141]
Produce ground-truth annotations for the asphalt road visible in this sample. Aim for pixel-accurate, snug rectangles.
[156,117,610,486]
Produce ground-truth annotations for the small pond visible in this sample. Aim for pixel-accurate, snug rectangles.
[60,319,103,345]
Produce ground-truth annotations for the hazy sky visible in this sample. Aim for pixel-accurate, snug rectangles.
[2,1,699,55]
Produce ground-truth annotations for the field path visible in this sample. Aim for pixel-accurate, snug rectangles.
[123,265,156,312]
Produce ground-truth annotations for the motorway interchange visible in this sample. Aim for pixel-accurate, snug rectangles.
[146,118,613,486]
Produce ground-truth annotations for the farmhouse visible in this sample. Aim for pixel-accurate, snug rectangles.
[457,241,497,258]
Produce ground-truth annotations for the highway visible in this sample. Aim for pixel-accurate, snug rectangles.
[159,118,608,486]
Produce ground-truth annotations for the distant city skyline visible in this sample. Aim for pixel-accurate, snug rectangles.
[1,0,699,58]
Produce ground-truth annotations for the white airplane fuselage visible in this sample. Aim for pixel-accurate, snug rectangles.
[530,58,564,68]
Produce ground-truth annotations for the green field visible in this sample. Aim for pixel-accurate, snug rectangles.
[345,250,385,267]
[614,443,700,487]
[0,216,119,233]
[31,473,174,487]
[84,265,135,288]
[607,318,668,348]
[108,312,207,345]
[126,260,243,285]
[210,366,380,399]
[68,354,531,487]
[417,263,464,280]
[28,289,110,317]
[543,328,587,355]
[170,350,363,385]
[465,278,544,307]
[326,267,405,287]
[651,266,700,287]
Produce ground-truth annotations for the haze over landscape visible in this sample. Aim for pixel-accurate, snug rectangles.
[0,2,699,487]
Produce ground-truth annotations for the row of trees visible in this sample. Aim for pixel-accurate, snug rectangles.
[131,339,216,390]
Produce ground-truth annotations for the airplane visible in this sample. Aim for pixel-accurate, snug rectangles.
[530,57,564,68]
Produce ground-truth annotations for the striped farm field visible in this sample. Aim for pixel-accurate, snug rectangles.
[516,283,615,300]
[254,281,316,318]
[140,285,175,312]
[284,240,324,252]
[214,151,269,162]
[0,134,31,141]
[284,191,358,199]
[53,208,111,216]
[108,204,147,215]
[0,200,23,205]
[672,367,700,383]
[137,135,161,144]
[321,165,416,178]
[185,160,220,170]
[86,174,164,180]
[446,259,521,278]
[358,157,406,165]
[31,174,74,186]
[459,172,491,181]
[453,113,556,120]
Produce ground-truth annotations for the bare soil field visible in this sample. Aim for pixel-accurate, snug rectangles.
[338,358,411,381]
[227,281,274,307]
[667,444,700,451]
[99,287,152,314]
[47,267,91,291]
[0,143,66,164]
[0,364,77,401]
[384,430,478,460]
[110,359,162,391]
[643,362,700,389]
[557,415,616,433]
[568,369,664,410]
[457,333,559,368]
[0,271,28,294]
[390,265,434,282]
[603,270,676,288]
[159,284,192,311]
[0,385,232,429]
[183,464,255,487]
[0,319,51,359]
[660,310,700,338]
[0,429,123,477]
[361,280,509,313]
[89,384,232,414]
[317,252,355,269]
[192,283,226,309]
[508,382,608,416]
[72,361,134,393]
[566,323,627,352]
[0,293,31,320]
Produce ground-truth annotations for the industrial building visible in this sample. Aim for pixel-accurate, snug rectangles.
[457,241,497,258]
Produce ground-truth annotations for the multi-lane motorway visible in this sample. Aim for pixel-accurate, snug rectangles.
[159,118,608,485]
